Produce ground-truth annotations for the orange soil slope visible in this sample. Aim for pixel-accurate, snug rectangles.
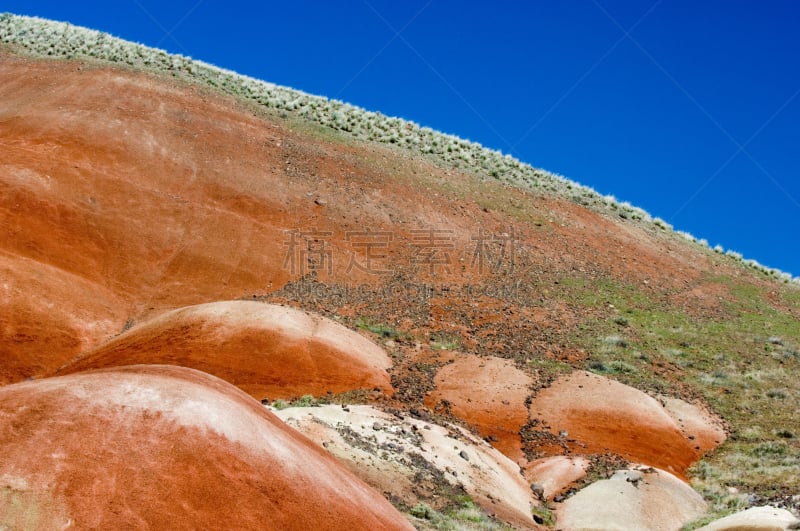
[0,49,746,501]
[57,301,394,399]
[0,365,412,530]
[0,52,741,387]
[425,355,532,463]
[528,371,725,477]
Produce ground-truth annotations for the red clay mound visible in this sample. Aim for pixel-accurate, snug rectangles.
[57,301,394,400]
[0,253,126,384]
[528,371,720,476]
[425,355,532,463]
[0,365,412,530]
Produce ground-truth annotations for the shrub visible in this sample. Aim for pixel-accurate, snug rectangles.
[603,335,628,348]
[356,317,402,339]
[766,388,788,399]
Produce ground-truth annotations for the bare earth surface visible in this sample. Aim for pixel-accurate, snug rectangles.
[524,456,590,501]
[556,466,708,531]
[1,47,796,529]
[275,404,541,529]
[697,506,800,531]
[57,301,394,400]
[528,370,725,478]
[0,365,412,530]
[425,354,532,463]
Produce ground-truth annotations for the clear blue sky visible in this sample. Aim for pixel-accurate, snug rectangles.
[6,1,800,277]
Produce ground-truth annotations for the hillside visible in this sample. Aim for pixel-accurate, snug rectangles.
[1,14,799,530]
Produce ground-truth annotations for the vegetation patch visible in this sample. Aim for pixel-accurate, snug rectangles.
[406,497,511,530]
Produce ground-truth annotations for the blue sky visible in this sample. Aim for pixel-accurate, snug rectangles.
[6,1,800,277]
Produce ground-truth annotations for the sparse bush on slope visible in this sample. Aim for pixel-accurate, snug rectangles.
[0,13,796,284]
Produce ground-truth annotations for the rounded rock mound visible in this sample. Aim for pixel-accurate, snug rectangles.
[425,354,532,462]
[528,370,725,476]
[58,301,394,399]
[0,365,412,530]
[274,404,541,529]
[556,466,707,531]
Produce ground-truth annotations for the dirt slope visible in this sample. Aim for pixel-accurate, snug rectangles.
[0,51,745,385]
[2,42,799,528]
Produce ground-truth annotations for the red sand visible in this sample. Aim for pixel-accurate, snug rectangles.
[0,52,750,386]
[528,371,720,477]
[425,355,532,463]
[58,301,394,400]
[0,365,412,530]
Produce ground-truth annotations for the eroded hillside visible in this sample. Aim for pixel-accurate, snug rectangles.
[1,20,799,530]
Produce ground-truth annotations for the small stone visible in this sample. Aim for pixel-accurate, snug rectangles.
[459,450,469,461]
[373,422,383,431]
[531,483,545,499]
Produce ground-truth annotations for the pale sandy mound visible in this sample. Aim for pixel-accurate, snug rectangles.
[274,404,540,529]
[0,365,412,530]
[525,456,590,500]
[697,506,800,530]
[425,355,532,462]
[529,370,723,475]
[58,301,393,399]
[556,466,707,531]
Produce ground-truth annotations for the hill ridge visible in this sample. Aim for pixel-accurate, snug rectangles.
[1,12,796,285]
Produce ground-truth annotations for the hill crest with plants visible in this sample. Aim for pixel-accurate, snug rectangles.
[1,12,796,285]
